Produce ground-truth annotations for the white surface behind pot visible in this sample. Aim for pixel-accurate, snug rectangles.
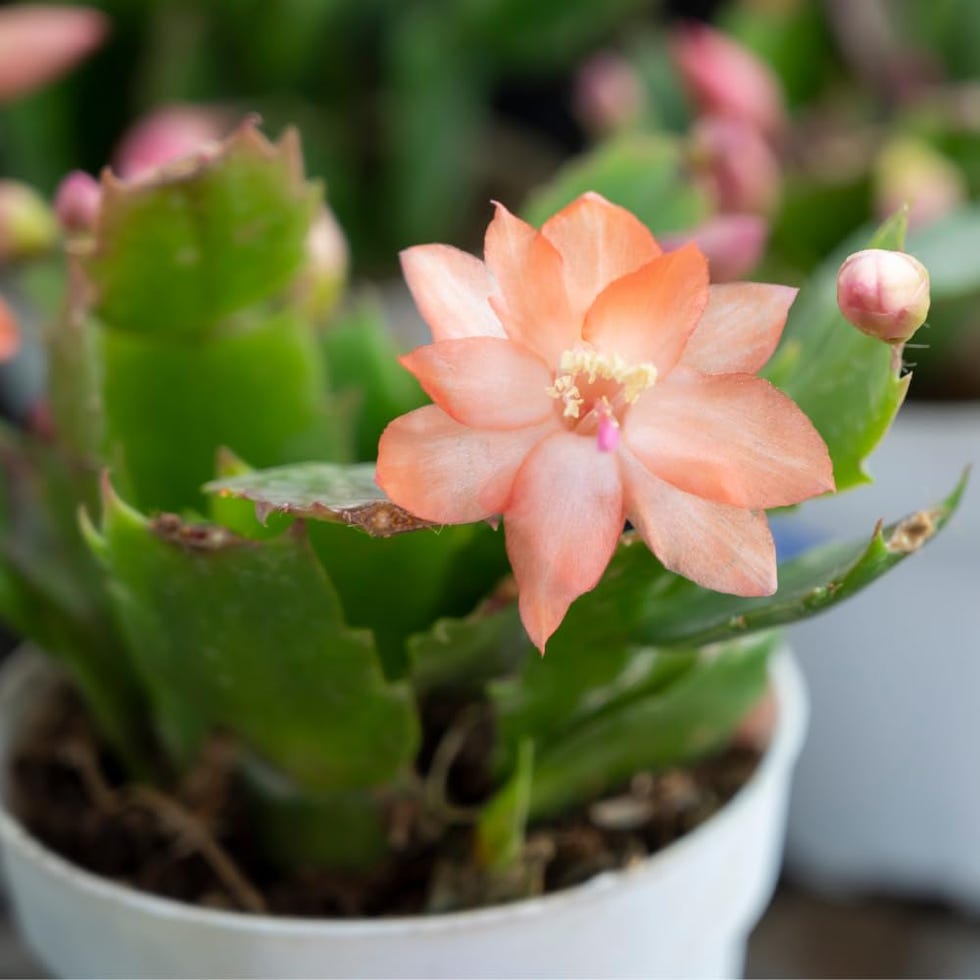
[0,649,806,979]
[786,403,980,911]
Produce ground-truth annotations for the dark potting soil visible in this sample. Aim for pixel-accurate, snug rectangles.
[10,681,760,918]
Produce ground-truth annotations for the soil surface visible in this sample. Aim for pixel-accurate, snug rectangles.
[10,682,760,918]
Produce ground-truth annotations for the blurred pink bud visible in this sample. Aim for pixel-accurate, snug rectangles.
[0,4,107,104]
[573,51,645,136]
[874,138,966,232]
[114,104,231,181]
[689,115,781,215]
[0,180,57,261]
[661,214,768,283]
[837,249,930,344]
[0,295,21,362]
[672,22,786,135]
[54,170,101,234]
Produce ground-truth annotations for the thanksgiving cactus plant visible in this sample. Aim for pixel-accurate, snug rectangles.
[0,121,961,903]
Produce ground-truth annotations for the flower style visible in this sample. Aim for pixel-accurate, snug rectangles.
[377,193,834,652]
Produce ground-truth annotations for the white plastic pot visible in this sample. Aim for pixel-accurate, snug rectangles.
[0,648,806,979]
[786,403,980,911]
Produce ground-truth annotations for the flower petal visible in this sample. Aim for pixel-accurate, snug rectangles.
[621,448,776,596]
[583,242,709,376]
[484,202,578,364]
[400,338,555,430]
[540,192,661,320]
[504,432,624,652]
[377,406,554,524]
[681,282,797,374]
[624,368,834,509]
[400,244,505,342]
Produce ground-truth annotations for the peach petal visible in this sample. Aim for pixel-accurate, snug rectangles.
[0,5,107,103]
[377,406,555,525]
[400,244,505,342]
[681,282,797,374]
[400,338,555,430]
[484,202,577,364]
[621,448,776,596]
[504,432,624,652]
[625,368,834,509]
[583,243,709,375]
[540,192,661,320]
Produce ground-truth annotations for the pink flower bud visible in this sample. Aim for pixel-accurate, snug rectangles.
[837,249,930,344]
[0,4,107,104]
[53,170,101,234]
[661,214,768,283]
[874,138,966,232]
[0,295,21,362]
[0,179,57,261]
[113,104,231,181]
[292,207,349,319]
[672,22,786,135]
[573,51,645,136]
[688,115,781,215]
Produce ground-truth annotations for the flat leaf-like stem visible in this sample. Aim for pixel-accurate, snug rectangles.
[628,471,967,649]
[204,462,435,537]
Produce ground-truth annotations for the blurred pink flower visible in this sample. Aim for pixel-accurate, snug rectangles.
[689,115,781,215]
[574,51,645,136]
[54,170,101,234]
[379,193,832,651]
[661,214,768,283]
[113,104,231,181]
[672,22,786,135]
[0,4,107,104]
[837,248,930,344]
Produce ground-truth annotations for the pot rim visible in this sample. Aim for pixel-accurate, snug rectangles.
[0,646,806,937]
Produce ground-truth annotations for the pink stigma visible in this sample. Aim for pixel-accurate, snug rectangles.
[597,416,620,453]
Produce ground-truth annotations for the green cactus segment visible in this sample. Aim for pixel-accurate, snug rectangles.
[526,633,776,820]
[408,601,528,695]
[522,135,710,234]
[321,296,427,463]
[493,644,698,768]
[0,428,149,770]
[766,210,911,492]
[240,760,390,871]
[476,739,534,871]
[205,461,431,536]
[83,125,318,341]
[627,472,966,649]
[93,482,420,791]
[104,309,342,514]
[204,461,511,678]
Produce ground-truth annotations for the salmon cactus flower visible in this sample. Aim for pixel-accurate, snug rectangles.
[377,193,835,652]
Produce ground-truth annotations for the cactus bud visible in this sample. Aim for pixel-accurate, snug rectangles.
[688,115,781,215]
[113,104,231,181]
[837,248,930,343]
[874,138,966,231]
[671,22,786,135]
[0,4,107,103]
[0,294,21,362]
[0,180,57,261]
[661,214,768,283]
[54,170,101,234]
[292,207,349,319]
[573,51,645,137]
